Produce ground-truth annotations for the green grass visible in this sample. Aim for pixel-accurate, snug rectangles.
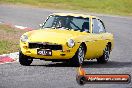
[0,40,18,54]
[0,24,27,54]
[0,0,132,16]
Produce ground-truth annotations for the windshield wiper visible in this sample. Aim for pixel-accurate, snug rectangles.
[44,26,70,30]
[43,27,56,29]
[56,26,71,30]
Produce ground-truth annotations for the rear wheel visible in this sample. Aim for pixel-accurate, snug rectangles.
[19,51,33,66]
[97,45,110,63]
[70,44,85,66]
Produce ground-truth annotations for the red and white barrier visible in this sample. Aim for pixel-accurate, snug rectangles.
[0,52,19,64]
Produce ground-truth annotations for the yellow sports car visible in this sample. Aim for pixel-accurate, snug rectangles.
[19,13,114,66]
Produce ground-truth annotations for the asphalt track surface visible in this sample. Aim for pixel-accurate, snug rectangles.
[0,5,132,88]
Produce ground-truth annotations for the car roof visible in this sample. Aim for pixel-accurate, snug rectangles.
[51,13,97,19]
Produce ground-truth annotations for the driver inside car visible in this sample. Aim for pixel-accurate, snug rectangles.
[82,22,90,33]
[57,18,66,28]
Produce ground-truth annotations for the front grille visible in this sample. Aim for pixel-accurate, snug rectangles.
[28,42,62,50]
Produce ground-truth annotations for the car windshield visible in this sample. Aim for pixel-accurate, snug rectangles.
[43,15,89,32]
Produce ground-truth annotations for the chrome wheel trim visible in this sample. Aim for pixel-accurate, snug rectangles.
[78,46,84,64]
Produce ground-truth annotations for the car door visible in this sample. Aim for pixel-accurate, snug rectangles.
[85,18,101,59]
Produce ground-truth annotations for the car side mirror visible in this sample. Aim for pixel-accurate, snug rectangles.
[39,24,43,28]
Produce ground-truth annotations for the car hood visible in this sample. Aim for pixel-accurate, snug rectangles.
[27,29,87,44]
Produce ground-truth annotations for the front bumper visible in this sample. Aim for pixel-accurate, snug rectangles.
[20,42,78,60]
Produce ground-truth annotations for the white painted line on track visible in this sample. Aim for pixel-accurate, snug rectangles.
[14,25,28,29]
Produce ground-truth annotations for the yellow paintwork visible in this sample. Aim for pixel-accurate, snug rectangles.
[20,13,114,60]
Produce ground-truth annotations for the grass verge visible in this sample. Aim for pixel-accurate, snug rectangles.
[0,24,27,54]
[0,0,132,16]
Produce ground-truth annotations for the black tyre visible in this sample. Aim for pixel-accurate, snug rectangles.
[70,44,85,66]
[19,51,33,66]
[97,45,110,64]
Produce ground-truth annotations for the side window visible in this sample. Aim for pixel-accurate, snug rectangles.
[98,20,106,33]
[92,19,106,33]
[92,19,100,33]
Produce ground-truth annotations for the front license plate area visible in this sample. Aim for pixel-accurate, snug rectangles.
[37,49,52,56]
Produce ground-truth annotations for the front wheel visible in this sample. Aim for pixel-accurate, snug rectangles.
[70,45,85,66]
[19,51,33,66]
[97,45,110,64]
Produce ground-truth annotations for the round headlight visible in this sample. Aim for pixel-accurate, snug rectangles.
[67,39,75,48]
[20,35,28,42]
